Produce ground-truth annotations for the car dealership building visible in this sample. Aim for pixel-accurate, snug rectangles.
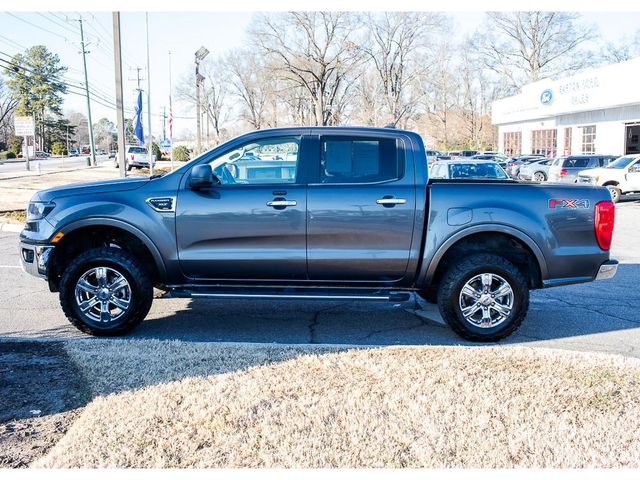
[492,57,640,158]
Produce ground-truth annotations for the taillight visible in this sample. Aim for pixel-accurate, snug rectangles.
[594,200,615,250]
[560,169,568,176]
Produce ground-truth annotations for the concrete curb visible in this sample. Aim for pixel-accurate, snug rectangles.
[0,222,22,233]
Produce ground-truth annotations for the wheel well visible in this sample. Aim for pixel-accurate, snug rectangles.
[47,225,159,291]
[428,232,542,290]
[602,181,619,187]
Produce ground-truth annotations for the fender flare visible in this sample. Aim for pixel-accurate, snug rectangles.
[420,224,548,287]
[55,217,167,279]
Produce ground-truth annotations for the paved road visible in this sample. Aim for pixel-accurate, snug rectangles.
[1,199,638,357]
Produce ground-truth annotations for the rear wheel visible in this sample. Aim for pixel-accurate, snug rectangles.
[437,253,529,342]
[607,185,622,203]
[533,171,546,182]
[59,247,153,336]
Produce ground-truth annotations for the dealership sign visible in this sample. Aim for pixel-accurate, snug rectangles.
[492,57,640,125]
[14,116,35,137]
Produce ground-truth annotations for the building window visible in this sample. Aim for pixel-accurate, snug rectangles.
[564,127,572,155]
[582,125,596,154]
[503,132,521,156]
[531,129,557,156]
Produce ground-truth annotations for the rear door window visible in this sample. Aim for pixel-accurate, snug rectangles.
[319,136,404,184]
[563,157,591,168]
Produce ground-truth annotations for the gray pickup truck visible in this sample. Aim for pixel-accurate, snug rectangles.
[19,127,618,342]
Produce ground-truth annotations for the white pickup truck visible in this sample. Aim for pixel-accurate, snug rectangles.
[578,154,640,202]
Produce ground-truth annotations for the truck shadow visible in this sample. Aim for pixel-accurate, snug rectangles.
[129,263,640,348]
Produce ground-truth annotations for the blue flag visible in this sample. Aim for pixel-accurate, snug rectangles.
[134,90,144,145]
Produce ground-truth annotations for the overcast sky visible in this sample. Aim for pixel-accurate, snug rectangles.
[1,11,639,138]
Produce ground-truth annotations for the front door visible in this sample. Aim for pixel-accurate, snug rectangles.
[306,134,416,282]
[176,135,307,280]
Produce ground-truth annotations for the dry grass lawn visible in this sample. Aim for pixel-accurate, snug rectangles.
[36,340,640,468]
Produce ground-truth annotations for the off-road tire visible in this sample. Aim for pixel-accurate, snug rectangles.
[59,247,153,336]
[437,253,529,342]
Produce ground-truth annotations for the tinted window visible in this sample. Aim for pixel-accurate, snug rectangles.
[563,157,593,168]
[128,147,147,154]
[448,163,509,179]
[208,136,300,185]
[320,136,403,184]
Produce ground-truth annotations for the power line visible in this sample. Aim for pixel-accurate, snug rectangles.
[4,12,71,43]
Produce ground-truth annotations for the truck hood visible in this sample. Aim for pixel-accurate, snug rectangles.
[35,177,150,202]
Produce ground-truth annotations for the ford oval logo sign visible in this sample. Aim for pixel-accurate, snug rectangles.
[540,89,554,105]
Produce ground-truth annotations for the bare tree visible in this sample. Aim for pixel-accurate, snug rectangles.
[599,29,640,64]
[0,79,18,144]
[473,12,597,90]
[225,49,270,130]
[251,12,363,126]
[359,12,444,127]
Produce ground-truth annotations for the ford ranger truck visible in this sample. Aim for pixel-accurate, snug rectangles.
[19,127,618,342]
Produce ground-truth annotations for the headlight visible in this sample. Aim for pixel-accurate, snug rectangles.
[26,201,56,221]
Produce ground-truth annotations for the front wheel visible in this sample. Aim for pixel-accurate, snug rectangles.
[59,247,153,336]
[437,253,529,342]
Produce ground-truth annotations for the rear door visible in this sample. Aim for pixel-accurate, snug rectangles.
[306,133,416,282]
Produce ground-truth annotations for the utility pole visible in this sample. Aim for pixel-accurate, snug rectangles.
[78,16,97,167]
[145,12,153,176]
[112,12,127,178]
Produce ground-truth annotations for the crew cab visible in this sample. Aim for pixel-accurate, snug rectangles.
[578,154,640,203]
[19,127,618,342]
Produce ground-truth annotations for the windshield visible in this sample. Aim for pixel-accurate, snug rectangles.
[128,147,147,154]
[448,163,509,180]
[606,156,637,169]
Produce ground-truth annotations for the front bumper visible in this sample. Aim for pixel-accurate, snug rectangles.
[19,240,54,279]
[595,259,618,280]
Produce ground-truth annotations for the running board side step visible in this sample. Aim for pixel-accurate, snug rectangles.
[166,288,411,303]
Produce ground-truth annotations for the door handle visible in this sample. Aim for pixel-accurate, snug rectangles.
[266,200,297,207]
[376,198,406,206]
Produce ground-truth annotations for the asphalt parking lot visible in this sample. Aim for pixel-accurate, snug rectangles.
[1,197,639,357]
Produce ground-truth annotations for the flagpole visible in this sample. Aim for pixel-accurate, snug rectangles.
[169,50,173,171]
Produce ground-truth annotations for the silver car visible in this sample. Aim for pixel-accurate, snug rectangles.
[518,158,554,182]
[548,155,617,183]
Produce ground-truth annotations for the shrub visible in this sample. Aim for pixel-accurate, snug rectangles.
[173,145,190,162]
[51,141,67,156]
[152,142,162,162]
[0,151,17,159]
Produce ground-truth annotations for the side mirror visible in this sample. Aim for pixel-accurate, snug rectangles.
[189,164,214,189]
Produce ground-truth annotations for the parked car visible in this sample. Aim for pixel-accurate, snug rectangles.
[116,145,152,170]
[430,159,510,180]
[34,150,50,158]
[506,155,546,178]
[95,148,107,156]
[548,155,618,183]
[460,150,478,157]
[518,158,555,182]
[109,150,117,159]
[68,149,79,157]
[447,151,462,159]
[19,126,617,343]
[425,150,444,165]
[578,154,640,202]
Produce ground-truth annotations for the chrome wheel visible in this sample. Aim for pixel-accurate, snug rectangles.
[607,186,620,203]
[74,267,132,323]
[533,171,546,182]
[458,273,514,329]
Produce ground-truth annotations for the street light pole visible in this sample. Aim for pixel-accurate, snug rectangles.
[113,11,127,178]
[145,12,153,176]
[194,46,208,156]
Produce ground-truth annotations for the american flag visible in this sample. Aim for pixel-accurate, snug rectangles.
[169,106,173,139]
